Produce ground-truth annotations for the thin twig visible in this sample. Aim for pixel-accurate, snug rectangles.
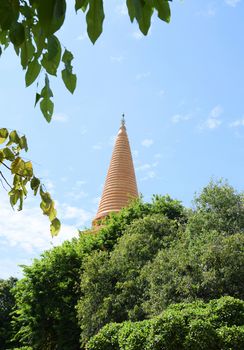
[0,171,12,189]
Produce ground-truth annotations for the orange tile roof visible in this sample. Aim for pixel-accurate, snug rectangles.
[93,118,138,225]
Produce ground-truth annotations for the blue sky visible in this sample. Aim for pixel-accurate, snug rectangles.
[0,0,244,278]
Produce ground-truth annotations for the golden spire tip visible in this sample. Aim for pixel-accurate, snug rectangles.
[121,114,125,127]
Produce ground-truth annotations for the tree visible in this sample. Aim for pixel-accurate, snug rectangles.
[0,277,19,349]
[188,179,244,236]
[0,0,172,122]
[12,233,101,350]
[77,213,182,344]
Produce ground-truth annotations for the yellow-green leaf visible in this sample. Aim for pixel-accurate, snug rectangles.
[0,128,9,144]
[51,218,61,236]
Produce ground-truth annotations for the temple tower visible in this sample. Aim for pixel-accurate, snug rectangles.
[93,117,138,226]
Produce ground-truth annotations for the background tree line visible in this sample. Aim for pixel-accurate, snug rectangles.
[0,180,244,349]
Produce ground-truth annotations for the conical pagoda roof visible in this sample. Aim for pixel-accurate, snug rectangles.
[93,119,138,225]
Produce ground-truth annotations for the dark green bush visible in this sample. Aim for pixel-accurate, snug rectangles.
[118,320,151,350]
[86,323,122,350]
[217,325,244,350]
[183,319,218,350]
[87,297,244,350]
[147,311,187,350]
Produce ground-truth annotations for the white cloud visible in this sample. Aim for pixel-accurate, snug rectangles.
[116,3,127,15]
[136,163,151,171]
[132,30,143,40]
[52,113,69,123]
[225,0,241,7]
[229,118,244,127]
[65,180,88,201]
[77,32,88,41]
[91,196,101,205]
[136,72,151,80]
[61,204,92,226]
[110,55,125,63]
[196,5,216,17]
[0,195,93,278]
[141,138,154,147]
[140,170,156,181]
[171,114,191,124]
[210,105,223,119]
[109,135,117,146]
[201,105,223,130]
[92,144,103,150]
[154,153,162,159]
[132,150,139,158]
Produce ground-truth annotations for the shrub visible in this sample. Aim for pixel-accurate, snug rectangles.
[118,320,151,350]
[86,323,122,350]
[183,319,219,350]
[217,325,244,350]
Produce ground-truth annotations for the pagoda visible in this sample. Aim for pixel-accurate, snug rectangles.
[92,116,138,226]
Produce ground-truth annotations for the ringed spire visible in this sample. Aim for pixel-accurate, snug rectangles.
[93,116,138,225]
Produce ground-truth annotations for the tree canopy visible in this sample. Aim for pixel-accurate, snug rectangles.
[7,180,244,350]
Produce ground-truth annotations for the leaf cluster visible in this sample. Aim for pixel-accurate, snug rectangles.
[0,128,60,236]
[0,0,171,122]
[87,296,244,350]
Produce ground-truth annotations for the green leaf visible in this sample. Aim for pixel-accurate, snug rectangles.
[3,147,15,161]
[126,0,143,23]
[7,130,20,146]
[75,0,89,12]
[31,177,41,195]
[154,0,171,23]
[37,0,66,35]
[61,50,76,93]
[138,2,153,35]
[0,128,9,144]
[35,93,42,107]
[11,157,25,175]
[62,49,73,65]
[0,0,19,30]
[50,218,61,236]
[41,35,61,76]
[23,161,33,177]
[25,59,41,87]
[20,39,35,69]
[40,98,54,122]
[9,22,25,46]
[19,136,28,152]
[41,74,53,99]
[86,0,105,44]
[61,69,77,94]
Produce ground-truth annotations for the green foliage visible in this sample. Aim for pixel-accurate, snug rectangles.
[86,323,122,350]
[118,320,152,350]
[99,195,186,250]
[217,325,244,350]
[0,277,19,350]
[144,232,244,315]
[11,181,244,349]
[87,297,244,350]
[12,233,101,350]
[77,214,181,343]
[0,128,60,236]
[189,179,244,235]
[0,1,171,121]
